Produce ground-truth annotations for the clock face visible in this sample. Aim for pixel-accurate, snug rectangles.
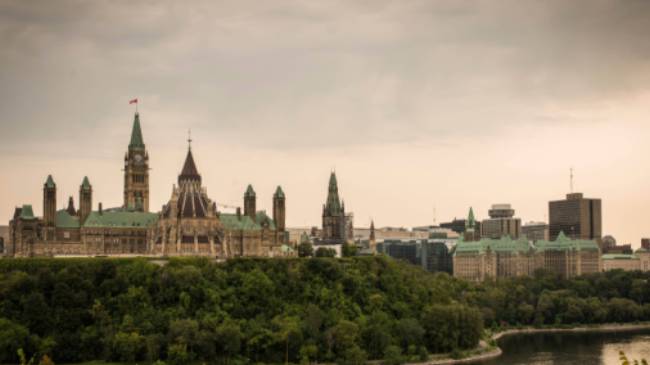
[134,154,143,163]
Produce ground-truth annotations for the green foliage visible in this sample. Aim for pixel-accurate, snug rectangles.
[315,247,337,257]
[342,243,358,257]
[0,318,29,363]
[2,258,650,364]
[298,242,314,257]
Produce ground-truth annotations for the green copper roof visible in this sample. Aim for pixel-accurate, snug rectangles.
[602,254,638,260]
[535,232,600,252]
[220,213,262,231]
[255,211,276,230]
[466,207,476,229]
[453,236,532,256]
[56,209,80,228]
[81,176,91,190]
[19,205,36,220]
[324,172,342,214]
[45,175,55,188]
[274,186,285,199]
[129,113,145,149]
[83,210,158,228]
[245,184,256,197]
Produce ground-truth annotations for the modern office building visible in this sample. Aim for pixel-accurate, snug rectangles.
[522,222,549,242]
[379,239,453,274]
[480,204,521,239]
[549,193,602,242]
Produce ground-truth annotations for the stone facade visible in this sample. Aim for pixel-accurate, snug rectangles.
[319,172,350,244]
[8,112,290,258]
[602,254,640,271]
[453,233,602,281]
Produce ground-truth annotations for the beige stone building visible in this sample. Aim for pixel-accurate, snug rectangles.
[453,232,601,281]
[9,112,290,258]
[602,254,640,271]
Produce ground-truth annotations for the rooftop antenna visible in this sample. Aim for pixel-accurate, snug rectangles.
[570,167,574,193]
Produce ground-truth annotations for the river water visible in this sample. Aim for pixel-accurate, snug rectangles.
[474,330,650,365]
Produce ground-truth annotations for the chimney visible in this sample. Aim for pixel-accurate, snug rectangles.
[236,207,242,221]
[99,202,103,215]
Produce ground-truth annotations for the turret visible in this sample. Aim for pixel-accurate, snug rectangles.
[273,186,286,232]
[43,175,56,226]
[244,185,256,220]
[79,176,92,224]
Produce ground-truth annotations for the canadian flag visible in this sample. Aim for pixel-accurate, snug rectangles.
[129,98,138,104]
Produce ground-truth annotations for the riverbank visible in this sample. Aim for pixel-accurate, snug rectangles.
[408,322,650,365]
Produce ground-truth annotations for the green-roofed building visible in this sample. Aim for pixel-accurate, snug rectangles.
[8,114,290,259]
[452,232,602,281]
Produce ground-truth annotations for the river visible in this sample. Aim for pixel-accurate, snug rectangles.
[474,330,650,365]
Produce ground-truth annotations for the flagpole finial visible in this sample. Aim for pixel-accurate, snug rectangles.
[188,129,192,150]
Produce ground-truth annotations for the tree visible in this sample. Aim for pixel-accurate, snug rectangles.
[383,345,403,365]
[299,242,314,258]
[215,320,242,363]
[111,331,145,363]
[273,315,302,364]
[342,243,357,257]
[315,247,337,258]
[0,318,29,364]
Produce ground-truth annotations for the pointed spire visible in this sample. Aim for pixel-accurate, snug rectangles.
[81,176,91,190]
[45,175,55,189]
[466,207,475,229]
[329,171,338,192]
[66,196,76,215]
[370,220,375,241]
[245,184,256,197]
[274,186,285,199]
[129,113,145,149]
[325,172,342,214]
[178,148,201,184]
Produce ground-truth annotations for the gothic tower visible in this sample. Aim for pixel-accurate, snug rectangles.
[244,185,256,220]
[322,172,346,243]
[79,176,92,224]
[124,112,149,212]
[42,175,56,240]
[273,186,286,232]
[464,207,479,242]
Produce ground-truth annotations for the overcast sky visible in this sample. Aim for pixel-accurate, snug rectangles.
[1,0,649,245]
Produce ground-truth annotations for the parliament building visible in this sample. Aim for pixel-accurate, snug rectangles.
[9,113,290,258]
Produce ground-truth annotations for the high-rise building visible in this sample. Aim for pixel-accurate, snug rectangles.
[549,193,602,242]
[480,204,521,239]
[522,221,549,242]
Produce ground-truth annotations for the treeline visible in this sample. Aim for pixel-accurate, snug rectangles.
[463,269,650,328]
[2,258,650,365]
[0,257,481,364]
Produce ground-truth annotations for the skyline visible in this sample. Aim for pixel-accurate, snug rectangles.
[1,1,649,245]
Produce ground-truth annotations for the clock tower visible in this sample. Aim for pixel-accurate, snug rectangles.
[124,112,150,212]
